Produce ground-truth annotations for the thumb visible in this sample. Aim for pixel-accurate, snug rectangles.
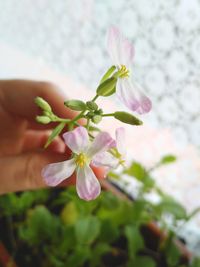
[0,151,72,194]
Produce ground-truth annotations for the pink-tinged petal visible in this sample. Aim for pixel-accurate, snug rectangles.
[119,36,135,68]
[76,165,101,201]
[107,26,121,66]
[116,127,126,157]
[116,78,140,111]
[87,132,116,157]
[92,152,118,168]
[136,94,152,114]
[42,158,76,186]
[107,26,134,67]
[116,78,152,114]
[63,126,89,154]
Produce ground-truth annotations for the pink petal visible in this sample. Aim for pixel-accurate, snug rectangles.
[107,26,134,67]
[116,78,140,111]
[42,158,76,186]
[116,127,126,157]
[107,26,121,66]
[116,78,152,114]
[63,126,89,154]
[87,132,116,157]
[136,93,152,114]
[76,165,101,201]
[92,152,118,168]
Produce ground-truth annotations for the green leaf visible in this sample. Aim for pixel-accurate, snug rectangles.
[90,243,110,267]
[100,65,116,83]
[131,256,156,267]
[66,247,90,267]
[165,240,181,266]
[125,224,144,260]
[114,111,143,125]
[124,162,155,189]
[190,258,200,267]
[45,122,65,148]
[60,201,79,225]
[64,99,86,111]
[96,77,117,96]
[156,197,187,219]
[160,155,176,164]
[75,215,100,245]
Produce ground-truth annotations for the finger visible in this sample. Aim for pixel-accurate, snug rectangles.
[0,151,70,194]
[0,79,77,125]
[22,130,66,154]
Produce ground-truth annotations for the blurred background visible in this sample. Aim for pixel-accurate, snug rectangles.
[0,0,200,255]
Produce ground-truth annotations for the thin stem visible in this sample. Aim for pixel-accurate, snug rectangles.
[86,118,90,130]
[92,95,98,102]
[102,113,115,117]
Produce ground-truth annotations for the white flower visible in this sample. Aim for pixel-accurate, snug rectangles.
[107,26,152,114]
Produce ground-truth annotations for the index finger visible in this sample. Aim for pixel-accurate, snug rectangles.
[0,79,76,124]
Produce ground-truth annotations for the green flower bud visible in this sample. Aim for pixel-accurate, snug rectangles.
[86,111,95,118]
[64,99,86,111]
[100,65,116,83]
[36,116,51,124]
[96,77,117,97]
[35,97,52,112]
[92,115,102,124]
[114,111,143,126]
[97,108,103,115]
[86,101,98,111]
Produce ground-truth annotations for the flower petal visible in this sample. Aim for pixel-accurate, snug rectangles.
[42,158,76,186]
[87,132,116,157]
[107,26,134,67]
[107,26,121,66]
[116,78,152,114]
[92,152,118,168]
[63,126,89,154]
[116,127,126,157]
[76,165,101,201]
[116,78,140,111]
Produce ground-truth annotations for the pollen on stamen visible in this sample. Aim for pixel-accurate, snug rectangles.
[119,65,130,78]
[75,153,88,168]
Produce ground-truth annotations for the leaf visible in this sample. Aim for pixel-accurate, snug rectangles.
[165,240,181,266]
[125,224,144,260]
[75,215,100,245]
[100,65,116,83]
[96,77,117,96]
[160,155,176,164]
[190,258,200,267]
[124,162,155,189]
[156,198,187,219]
[66,247,91,267]
[45,122,65,148]
[64,99,86,111]
[131,256,156,267]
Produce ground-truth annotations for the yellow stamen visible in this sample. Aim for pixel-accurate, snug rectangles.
[119,65,130,78]
[75,153,88,168]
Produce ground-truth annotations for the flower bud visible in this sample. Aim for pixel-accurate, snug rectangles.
[92,115,102,124]
[36,116,51,124]
[86,101,98,111]
[114,111,143,125]
[35,97,52,112]
[64,99,86,111]
[96,77,117,97]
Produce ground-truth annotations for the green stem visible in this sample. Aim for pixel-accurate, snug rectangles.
[102,113,115,117]
[92,95,99,102]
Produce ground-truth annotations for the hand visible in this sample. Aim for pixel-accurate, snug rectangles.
[0,80,104,194]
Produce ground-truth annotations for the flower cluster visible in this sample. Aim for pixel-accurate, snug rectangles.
[35,26,152,201]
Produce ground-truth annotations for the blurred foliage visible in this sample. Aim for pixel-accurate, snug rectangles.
[0,156,199,267]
